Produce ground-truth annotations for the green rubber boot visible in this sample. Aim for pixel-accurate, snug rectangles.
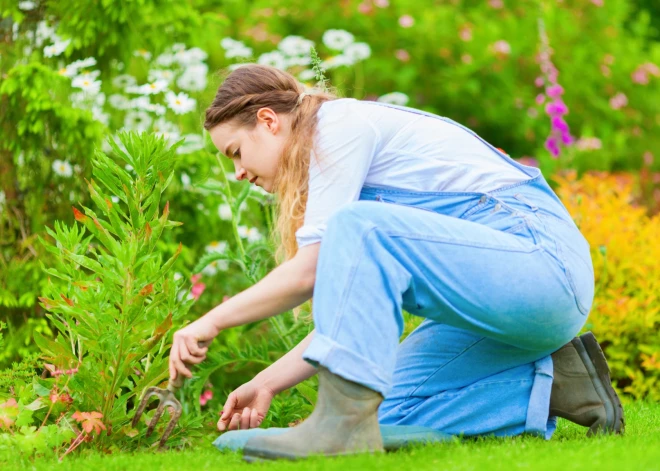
[243,367,385,462]
[550,332,624,436]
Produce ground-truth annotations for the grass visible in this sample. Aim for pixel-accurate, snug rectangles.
[5,402,660,471]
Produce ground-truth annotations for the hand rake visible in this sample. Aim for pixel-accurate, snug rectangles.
[132,341,210,448]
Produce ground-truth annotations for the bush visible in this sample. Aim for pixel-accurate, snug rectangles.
[555,170,660,400]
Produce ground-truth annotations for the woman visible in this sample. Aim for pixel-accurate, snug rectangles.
[169,64,623,461]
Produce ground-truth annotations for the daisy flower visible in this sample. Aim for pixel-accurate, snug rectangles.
[124,110,152,132]
[322,29,355,51]
[205,241,228,254]
[165,91,196,114]
[112,74,137,89]
[377,92,409,106]
[218,204,232,221]
[71,76,102,94]
[257,51,287,70]
[278,36,315,56]
[52,159,73,177]
[137,80,169,95]
[343,42,371,61]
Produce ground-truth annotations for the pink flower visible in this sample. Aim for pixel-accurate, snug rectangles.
[459,25,472,41]
[576,137,603,151]
[492,40,511,56]
[489,0,504,8]
[399,15,414,28]
[546,84,564,98]
[534,76,544,87]
[200,389,213,406]
[545,100,568,116]
[191,274,202,284]
[536,94,546,105]
[395,49,410,62]
[551,116,570,133]
[600,65,611,77]
[461,54,473,64]
[544,137,560,157]
[358,2,372,14]
[632,69,649,85]
[191,281,206,300]
[643,151,654,166]
[374,0,389,7]
[609,92,628,110]
[591,0,603,6]
[603,54,615,65]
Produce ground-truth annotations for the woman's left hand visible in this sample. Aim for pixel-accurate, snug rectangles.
[169,316,219,381]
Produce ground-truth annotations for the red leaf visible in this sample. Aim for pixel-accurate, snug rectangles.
[72,207,87,222]
[139,283,153,296]
[60,294,75,306]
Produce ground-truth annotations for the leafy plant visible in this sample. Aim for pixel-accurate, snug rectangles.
[34,131,200,448]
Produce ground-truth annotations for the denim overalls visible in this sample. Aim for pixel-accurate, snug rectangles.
[302,101,595,439]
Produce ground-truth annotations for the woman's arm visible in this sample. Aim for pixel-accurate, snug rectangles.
[169,243,320,379]
[208,243,320,332]
[253,329,317,394]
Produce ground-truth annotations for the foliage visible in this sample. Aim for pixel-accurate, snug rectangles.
[27,131,205,452]
[555,170,660,400]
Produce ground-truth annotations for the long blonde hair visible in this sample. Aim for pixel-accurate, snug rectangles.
[204,64,337,263]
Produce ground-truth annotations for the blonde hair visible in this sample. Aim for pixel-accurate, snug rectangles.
[204,64,338,263]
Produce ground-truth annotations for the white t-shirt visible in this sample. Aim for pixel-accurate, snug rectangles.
[295,98,530,248]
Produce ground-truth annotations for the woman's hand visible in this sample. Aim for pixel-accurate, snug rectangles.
[217,380,275,431]
[169,316,219,381]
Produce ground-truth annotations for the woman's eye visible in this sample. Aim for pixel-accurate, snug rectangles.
[233,148,240,158]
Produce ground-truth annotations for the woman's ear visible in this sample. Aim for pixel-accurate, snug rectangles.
[256,107,279,133]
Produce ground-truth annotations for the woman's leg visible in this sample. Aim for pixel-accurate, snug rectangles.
[244,200,589,460]
[379,320,556,438]
[303,199,587,396]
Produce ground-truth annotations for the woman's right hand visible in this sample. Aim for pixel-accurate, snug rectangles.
[217,380,275,431]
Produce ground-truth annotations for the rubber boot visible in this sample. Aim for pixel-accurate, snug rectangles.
[550,332,624,436]
[243,367,385,462]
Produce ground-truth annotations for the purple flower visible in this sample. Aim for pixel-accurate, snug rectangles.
[560,132,574,146]
[544,137,560,158]
[546,84,564,98]
[536,94,546,105]
[545,100,568,116]
[551,116,569,133]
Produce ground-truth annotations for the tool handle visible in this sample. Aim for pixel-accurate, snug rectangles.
[167,339,212,392]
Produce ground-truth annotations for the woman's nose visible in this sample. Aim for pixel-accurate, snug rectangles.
[234,163,247,180]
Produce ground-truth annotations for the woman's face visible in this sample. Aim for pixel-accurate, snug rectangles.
[209,107,292,194]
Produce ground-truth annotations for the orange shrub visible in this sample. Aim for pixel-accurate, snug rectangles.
[555,171,660,400]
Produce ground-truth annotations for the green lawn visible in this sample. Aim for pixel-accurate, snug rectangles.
[7,402,660,471]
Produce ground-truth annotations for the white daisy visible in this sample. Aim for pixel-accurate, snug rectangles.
[108,94,130,110]
[286,56,312,67]
[171,43,186,52]
[35,22,55,47]
[257,51,287,70]
[124,110,152,132]
[228,63,255,72]
[237,226,248,238]
[134,49,152,60]
[148,69,176,85]
[322,29,355,51]
[202,262,218,277]
[69,57,97,69]
[218,204,232,221]
[71,76,102,94]
[205,240,228,254]
[343,42,371,61]
[111,196,120,204]
[136,80,169,95]
[52,159,73,177]
[112,74,137,89]
[155,53,175,67]
[278,36,314,56]
[221,38,243,50]
[152,117,178,134]
[181,173,191,187]
[177,64,208,91]
[377,92,409,106]
[44,38,71,58]
[57,65,79,78]
[18,1,36,10]
[321,55,354,69]
[225,44,253,59]
[165,91,196,115]
[129,96,151,110]
[246,227,263,243]
[175,47,208,66]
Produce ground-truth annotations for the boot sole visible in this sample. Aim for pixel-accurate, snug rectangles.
[243,446,384,462]
[573,332,625,435]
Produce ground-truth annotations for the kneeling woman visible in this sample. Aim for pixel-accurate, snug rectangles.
[169,64,623,461]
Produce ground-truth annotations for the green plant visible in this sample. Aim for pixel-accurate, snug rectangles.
[33,131,202,449]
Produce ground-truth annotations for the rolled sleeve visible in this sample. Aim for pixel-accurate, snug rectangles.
[295,100,380,248]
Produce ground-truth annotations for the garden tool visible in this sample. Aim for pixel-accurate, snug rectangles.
[132,340,210,448]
